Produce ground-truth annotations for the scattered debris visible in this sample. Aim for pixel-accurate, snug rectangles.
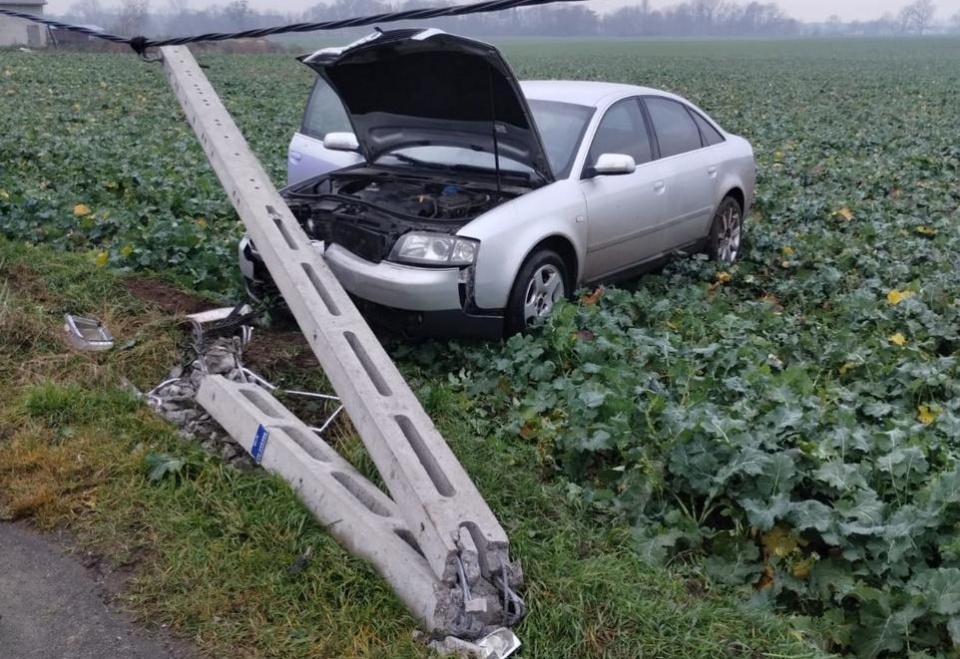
[476,628,522,659]
[143,317,342,471]
[144,314,526,648]
[64,314,113,351]
[425,627,521,659]
[144,335,255,469]
[184,303,256,339]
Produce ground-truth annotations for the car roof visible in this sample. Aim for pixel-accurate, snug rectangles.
[519,80,679,107]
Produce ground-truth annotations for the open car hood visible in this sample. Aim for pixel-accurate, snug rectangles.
[300,29,555,183]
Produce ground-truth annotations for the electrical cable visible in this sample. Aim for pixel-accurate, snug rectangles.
[0,0,588,59]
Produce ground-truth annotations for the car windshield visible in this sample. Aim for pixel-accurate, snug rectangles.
[528,100,595,179]
[375,146,534,178]
[372,100,594,181]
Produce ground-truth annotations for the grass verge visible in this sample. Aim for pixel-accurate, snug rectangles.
[0,236,828,658]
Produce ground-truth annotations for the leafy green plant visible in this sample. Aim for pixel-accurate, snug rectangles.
[144,452,199,484]
[407,263,960,656]
[396,42,960,645]
[4,38,960,656]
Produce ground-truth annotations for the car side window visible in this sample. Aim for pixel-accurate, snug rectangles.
[301,78,351,141]
[690,110,725,147]
[586,98,653,169]
[644,97,703,158]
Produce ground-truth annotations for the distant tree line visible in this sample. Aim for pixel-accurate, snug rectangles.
[597,0,799,37]
[812,0,948,36]
[61,0,957,40]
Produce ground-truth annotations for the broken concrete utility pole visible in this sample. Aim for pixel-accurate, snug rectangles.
[159,45,522,640]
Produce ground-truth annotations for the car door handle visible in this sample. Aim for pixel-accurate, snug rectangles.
[654,181,665,192]
[290,151,303,162]
[707,166,718,176]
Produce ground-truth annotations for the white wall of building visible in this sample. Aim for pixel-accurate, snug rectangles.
[0,7,47,47]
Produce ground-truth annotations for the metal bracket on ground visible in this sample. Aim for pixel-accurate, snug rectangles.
[159,44,521,637]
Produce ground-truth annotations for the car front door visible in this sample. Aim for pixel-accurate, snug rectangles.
[642,96,719,248]
[579,97,667,281]
[287,78,363,186]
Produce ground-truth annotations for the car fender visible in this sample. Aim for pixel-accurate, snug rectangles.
[458,181,587,311]
[287,131,364,186]
[718,137,756,216]
[717,169,746,211]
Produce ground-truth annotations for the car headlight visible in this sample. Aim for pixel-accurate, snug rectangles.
[389,232,479,266]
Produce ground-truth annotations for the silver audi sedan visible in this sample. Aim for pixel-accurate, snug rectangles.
[240,29,756,339]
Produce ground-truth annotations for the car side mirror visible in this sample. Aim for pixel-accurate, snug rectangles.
[323,132,359,152]
[592,153,636,176]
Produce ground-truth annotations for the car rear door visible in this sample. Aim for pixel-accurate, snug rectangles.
[579,97,668,281]
[287,78,363,186]
[641,96,720,247]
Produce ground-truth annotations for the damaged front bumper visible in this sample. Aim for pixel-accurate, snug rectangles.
[240,236,504,340]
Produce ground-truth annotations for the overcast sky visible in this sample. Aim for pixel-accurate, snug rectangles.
[43,0,960,22]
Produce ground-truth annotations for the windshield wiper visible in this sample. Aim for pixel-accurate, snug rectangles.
[378,153,445,169]
[378,154,540,186]
[445,163,536,184]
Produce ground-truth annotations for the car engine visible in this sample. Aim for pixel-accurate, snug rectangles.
[282,170,525,264]
[334,178,497,220]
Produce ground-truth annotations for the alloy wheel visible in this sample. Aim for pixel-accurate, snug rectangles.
[523,264,565,327]
[717,204,742,262]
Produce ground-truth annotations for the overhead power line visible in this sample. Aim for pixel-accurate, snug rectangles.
[0,0,587,58]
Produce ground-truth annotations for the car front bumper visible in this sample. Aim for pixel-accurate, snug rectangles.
[239,237,504,340]
[323,243,461,311]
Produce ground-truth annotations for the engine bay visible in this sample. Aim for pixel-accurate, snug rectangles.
[281,168,525,263]
[336,178,497,220]
[285,168,522,222]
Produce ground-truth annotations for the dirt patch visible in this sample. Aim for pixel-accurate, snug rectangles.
[1,263,51,302]
[121,278,217,316]
[242,330,317,375]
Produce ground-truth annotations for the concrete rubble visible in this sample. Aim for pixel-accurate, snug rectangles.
[142,336,258,469]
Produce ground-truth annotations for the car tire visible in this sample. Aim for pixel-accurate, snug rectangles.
[707,196,743,263]
[505,249,569,336]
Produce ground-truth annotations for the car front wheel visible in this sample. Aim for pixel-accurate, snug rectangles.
[708,196,743,263]
[505,249,569,336]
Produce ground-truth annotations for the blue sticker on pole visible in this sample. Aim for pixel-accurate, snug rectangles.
[251,424,269,464]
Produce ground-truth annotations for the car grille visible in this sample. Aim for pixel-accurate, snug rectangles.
[327,220,393,264]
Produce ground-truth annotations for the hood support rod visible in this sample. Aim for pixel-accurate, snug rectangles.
[488,64,503,200]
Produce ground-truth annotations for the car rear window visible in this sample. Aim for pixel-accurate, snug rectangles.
[690,110,725,147]
[645,97,703,158]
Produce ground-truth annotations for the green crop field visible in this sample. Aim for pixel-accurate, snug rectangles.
[2,36,960,657]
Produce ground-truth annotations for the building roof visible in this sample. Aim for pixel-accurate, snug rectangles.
[52,23,104,31]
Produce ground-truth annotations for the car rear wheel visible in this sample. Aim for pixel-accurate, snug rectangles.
[708,196,743,263]
[506,249,569,336]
